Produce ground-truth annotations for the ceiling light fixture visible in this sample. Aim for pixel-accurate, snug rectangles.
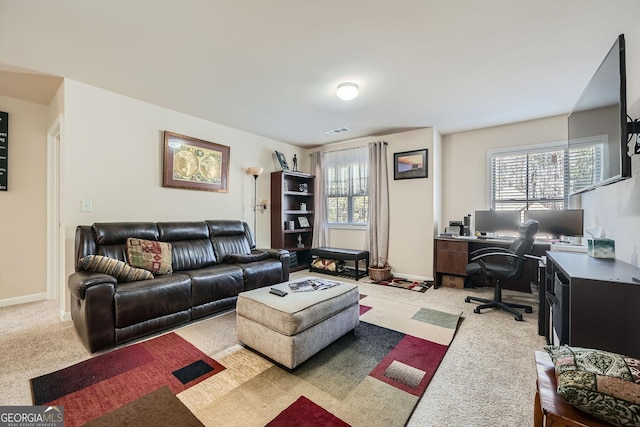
[336,82,359,101]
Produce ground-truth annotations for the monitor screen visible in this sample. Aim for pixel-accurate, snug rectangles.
[474,210,521,236]
[524,209,584,239]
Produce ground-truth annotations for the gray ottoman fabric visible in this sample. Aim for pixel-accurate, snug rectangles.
[236,279,359,369]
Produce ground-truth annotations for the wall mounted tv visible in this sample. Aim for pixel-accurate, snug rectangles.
[568,34,638,195]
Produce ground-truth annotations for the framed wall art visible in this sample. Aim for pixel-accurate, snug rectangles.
[163,131,230,192]
[393,149,428,180]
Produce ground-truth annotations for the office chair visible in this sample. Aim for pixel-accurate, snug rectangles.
[464,219,539,321]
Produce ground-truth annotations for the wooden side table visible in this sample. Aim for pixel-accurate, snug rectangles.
[534,351,613,427]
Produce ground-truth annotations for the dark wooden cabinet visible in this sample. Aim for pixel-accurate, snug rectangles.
[434,239,468,287]
[433,237,548,291]
[544,252,640,358]
[270,171,315,271]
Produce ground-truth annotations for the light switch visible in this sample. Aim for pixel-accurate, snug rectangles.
[81,200,93,212]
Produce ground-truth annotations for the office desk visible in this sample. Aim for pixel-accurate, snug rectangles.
[544,251,640,358]
[433,236,549,293]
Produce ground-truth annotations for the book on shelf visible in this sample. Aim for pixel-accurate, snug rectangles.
[288,278,341,292]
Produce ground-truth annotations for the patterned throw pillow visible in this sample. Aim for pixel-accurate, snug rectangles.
[311,258,344,272]
[79,255,154,282]
[545,345,640,427]
[126,237,173,274]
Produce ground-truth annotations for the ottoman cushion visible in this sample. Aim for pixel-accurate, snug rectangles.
[237,281,358,336]
[236,278,360,369]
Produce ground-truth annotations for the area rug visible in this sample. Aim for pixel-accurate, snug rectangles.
[30,295,460,427]
[365,276,431,293]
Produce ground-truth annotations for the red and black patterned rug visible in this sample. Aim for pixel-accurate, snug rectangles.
[31,295,459,426]
[365,276,432,293]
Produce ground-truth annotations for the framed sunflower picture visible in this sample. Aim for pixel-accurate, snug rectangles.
[163,131,230,192]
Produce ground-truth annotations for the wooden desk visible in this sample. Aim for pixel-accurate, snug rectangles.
[433,236,549,293]
[544,251,640,358]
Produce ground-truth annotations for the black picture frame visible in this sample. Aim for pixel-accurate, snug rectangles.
[275,150,289,170]
[394,149,428,180]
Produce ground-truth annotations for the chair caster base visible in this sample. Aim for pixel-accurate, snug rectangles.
[525,307,533,313]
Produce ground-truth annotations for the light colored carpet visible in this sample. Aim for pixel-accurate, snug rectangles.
[0,271,546,426]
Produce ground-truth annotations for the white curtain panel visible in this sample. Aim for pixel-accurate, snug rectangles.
[311,151,328,248]
[365,141,389,266]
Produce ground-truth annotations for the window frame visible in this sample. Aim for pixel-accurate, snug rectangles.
[324,147,369,228]
[487,140,570,212]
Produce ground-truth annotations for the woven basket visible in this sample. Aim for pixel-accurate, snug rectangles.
[369,257,391,281]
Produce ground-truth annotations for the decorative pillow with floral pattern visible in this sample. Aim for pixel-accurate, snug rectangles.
[545,345,640,427]
[126,237,173,274]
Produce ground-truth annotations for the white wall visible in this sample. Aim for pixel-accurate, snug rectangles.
[0,79,304,309]
[579,22,640,265]
[0,95,50,303]
[307,127,438,280]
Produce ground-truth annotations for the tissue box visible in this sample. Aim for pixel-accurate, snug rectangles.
[587,238,615,258]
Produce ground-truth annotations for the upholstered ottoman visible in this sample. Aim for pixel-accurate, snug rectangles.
[236,279,359,369]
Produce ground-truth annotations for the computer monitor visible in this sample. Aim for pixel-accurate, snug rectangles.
[474,210,521,236]
[524,209,584,240]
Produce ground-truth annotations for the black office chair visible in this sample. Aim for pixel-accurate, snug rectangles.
[464,219,539,321]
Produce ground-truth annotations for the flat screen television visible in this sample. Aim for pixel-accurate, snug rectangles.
[568,34,632,195]
[524,209,584,240]
[474,210,521,236]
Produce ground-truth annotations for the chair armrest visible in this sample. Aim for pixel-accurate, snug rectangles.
[469,246,512,257]
[68,271,116,300]
[471,251,520,262]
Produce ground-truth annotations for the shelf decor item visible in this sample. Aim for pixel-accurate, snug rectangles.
[299,183,308,192]
[298,216,310,228]
[163,131,230,192]
[393,148,428,180]
[300,202,307,211]
[275,151,289,170]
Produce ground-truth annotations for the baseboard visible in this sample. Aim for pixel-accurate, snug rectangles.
[0,292,48,308]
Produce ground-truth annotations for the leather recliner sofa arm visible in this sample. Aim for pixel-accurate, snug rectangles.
[68,271,117,300]
[261,248,290,281]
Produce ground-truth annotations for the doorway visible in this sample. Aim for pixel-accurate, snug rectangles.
[46,114,64,318]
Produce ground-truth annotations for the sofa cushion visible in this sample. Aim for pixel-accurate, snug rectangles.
[79,255,154,282]
[545,345,640,427]
[114,274,192,328]
[207,220,253,260]
[188,264,245,307]
[224,251,269,264]
[157,221,217,270]
[127,237,173,274]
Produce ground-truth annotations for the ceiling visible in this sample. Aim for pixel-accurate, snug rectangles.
[1,1,640,148]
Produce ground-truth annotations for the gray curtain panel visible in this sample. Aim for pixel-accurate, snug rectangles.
[365,141,389,266]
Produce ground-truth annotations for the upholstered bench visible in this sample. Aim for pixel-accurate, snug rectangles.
[236,279,359,369]
[310,247,370,280]
[534,351,613,427]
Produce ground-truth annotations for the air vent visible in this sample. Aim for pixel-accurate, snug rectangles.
[325,127,351,136]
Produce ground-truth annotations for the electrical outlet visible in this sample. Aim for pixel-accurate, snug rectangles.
[81,200,93,212]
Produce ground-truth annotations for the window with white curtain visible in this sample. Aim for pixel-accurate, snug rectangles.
[489,140,603,212]
[324,147,368,225]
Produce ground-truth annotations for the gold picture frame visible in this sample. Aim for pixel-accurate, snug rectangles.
[163,131,230,192]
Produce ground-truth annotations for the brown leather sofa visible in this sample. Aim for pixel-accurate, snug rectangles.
[68,220,290,352]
